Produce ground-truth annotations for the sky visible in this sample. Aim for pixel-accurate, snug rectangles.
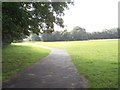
[54,0,119,32]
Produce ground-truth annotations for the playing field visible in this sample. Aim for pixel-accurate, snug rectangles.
[2,39,118,88]
[33,39,118,88]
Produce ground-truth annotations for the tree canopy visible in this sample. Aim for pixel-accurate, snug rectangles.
[2,2,73,46]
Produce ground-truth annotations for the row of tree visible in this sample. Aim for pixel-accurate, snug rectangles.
[27,26,118,41]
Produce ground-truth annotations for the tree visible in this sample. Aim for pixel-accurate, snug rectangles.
[40,27,118,41]
[41,33,53,41]
[41,31,61,41]
[87,28,118,39]
[29,33,41,41]
[52,31,61,41]
[71,26,88,40]
[2,3,29,46]
[2,2,73,46]
[61,30,72,41]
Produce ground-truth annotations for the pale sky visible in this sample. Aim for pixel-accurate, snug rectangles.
[55,0,119,32]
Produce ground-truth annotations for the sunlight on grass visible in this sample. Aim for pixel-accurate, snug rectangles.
[2,43,50,82]
[32,39,118,88]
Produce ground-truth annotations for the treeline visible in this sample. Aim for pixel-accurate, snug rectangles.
[26,26,118,42]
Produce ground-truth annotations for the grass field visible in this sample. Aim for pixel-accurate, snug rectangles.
[2,43,50,82]
[2,39,118,88]
[32,39,118,88]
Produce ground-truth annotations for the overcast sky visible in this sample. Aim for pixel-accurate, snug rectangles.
[55,0,119,32]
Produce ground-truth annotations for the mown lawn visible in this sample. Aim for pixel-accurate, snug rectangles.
[32,39,118,88]
[2,43,50,82]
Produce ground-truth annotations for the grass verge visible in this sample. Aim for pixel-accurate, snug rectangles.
[2,43,50,82]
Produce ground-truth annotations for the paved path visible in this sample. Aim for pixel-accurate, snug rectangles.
[3,44,87,88]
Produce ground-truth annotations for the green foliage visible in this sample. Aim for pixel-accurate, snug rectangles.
[41,31,62,41]
[30,33,41,41]
[60,30,72,40]
[40,27,88,41]
[40,27,118,41]
[33,40,118,88]
[88,28,118,39]
[2,2,30,46]
[2,2,73,46]
[71,26,88,40]
[2,43,50,82]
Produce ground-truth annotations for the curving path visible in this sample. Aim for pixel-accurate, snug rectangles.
[3,44,87,88]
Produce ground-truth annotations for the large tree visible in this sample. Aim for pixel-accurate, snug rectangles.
[2,2,73,46]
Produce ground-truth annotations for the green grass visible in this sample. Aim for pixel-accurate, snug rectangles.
[32,39,118,88]
[2,43,50,82]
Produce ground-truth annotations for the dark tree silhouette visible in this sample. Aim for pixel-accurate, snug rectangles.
[2,2,73,46]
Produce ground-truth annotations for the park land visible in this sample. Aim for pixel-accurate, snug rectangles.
[2,39,118,88]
